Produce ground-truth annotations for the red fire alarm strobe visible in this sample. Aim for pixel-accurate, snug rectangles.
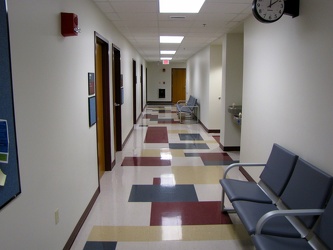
[61,12,80,37]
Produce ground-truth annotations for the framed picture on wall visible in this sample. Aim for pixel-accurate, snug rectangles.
[88,72,95,96]
[88,96,96,127]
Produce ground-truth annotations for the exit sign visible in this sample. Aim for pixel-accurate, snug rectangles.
[163,60,169,65]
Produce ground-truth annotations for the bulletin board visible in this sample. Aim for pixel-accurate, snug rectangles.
[0,0,21,210]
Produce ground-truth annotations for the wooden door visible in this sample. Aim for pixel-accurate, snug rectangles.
[172,68,186,103]
[96,43,105,178]
[95,33,112,177]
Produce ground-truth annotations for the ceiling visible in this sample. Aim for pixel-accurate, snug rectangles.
[92,0,253,62]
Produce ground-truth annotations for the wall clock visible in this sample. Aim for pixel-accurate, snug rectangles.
[252,0,285,23]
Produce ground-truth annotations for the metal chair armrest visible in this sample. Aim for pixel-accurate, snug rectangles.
[177,100,186,104]
[256,209,324,234]
[223,163,266,179]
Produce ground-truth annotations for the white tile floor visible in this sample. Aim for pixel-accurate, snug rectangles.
[70,105,253,250]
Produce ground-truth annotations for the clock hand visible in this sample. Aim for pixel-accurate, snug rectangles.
[270,0,280,7]
[269,0,273,8]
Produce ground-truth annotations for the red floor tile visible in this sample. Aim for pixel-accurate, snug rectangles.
[121,157,171,166]
[144,127,168,143]
[150,201,232,226]
[153,178,161,185]
[143,114,158,119]
[198,153,233,161]
[213,136,220,143]
[157,119,178,124]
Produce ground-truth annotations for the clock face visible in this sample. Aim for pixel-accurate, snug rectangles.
[252,0,285,23]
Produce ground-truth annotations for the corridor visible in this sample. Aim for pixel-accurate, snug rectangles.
[71,105,253,250]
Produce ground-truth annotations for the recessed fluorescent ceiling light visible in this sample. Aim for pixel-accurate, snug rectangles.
[159,0,205,13]
[161,57,172,60]
[160,36,184,43]
[161,50,176,55]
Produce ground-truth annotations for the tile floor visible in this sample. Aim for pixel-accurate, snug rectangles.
[70,105,254,250]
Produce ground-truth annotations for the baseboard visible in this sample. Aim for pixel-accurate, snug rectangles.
[111,159,116,170]
[208,129,220,133]
[63,187,100,250]
[147,101,173,105]
[198,120,220,134]
[122,126,134,149]
[221,146,240,151]
[239,167,256,182]
[136,112,143,124]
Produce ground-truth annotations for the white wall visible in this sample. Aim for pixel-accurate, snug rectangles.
[1,0,145,249]
[220,33,243,147]
[187,47,210,124]
[209,45,222,130]
[147,62,186,102]
[241,0,333,178]
[120,50,146,134]
[133,63,146,121]
[187,45,222,130]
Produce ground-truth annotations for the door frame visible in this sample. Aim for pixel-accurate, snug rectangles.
[94,32,112,173]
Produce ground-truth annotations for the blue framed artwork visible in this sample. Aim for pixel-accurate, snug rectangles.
[0,0,22,210]
[88,96,96,127]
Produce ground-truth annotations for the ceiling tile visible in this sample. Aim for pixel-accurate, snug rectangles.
[92,0,251,62]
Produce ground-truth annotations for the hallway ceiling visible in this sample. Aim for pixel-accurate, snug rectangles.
[92,0,252,62]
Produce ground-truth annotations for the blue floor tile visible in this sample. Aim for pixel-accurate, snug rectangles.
[169,143,209,149]
[184,152,239,165]
[203,160,239,165]
[83,241,117,250]
[128,185,198,202]
[179,133,203,141]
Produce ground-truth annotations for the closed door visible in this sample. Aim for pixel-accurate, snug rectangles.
[132,60,137,125]
[96,43,105,178]
[172,68,186,103]
[95,33,112,179]
[141,64,143,112]
[113,45,122,151]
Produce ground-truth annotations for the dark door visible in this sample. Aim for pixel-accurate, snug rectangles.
[132,60,137,125]
[112,45,122,151]
[141,64,143,112]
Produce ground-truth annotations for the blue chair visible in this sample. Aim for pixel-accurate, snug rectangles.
[176,95,199,123]
[220,143,298,212]
[232,158,333,238]
[252,192,333,249]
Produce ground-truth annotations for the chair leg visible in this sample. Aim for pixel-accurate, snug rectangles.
[221,189,235,213]
[221,189,226,212]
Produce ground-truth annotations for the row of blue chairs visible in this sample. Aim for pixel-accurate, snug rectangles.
[220,143,333,249]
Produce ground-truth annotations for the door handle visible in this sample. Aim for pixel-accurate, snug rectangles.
[114,103,120,107]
